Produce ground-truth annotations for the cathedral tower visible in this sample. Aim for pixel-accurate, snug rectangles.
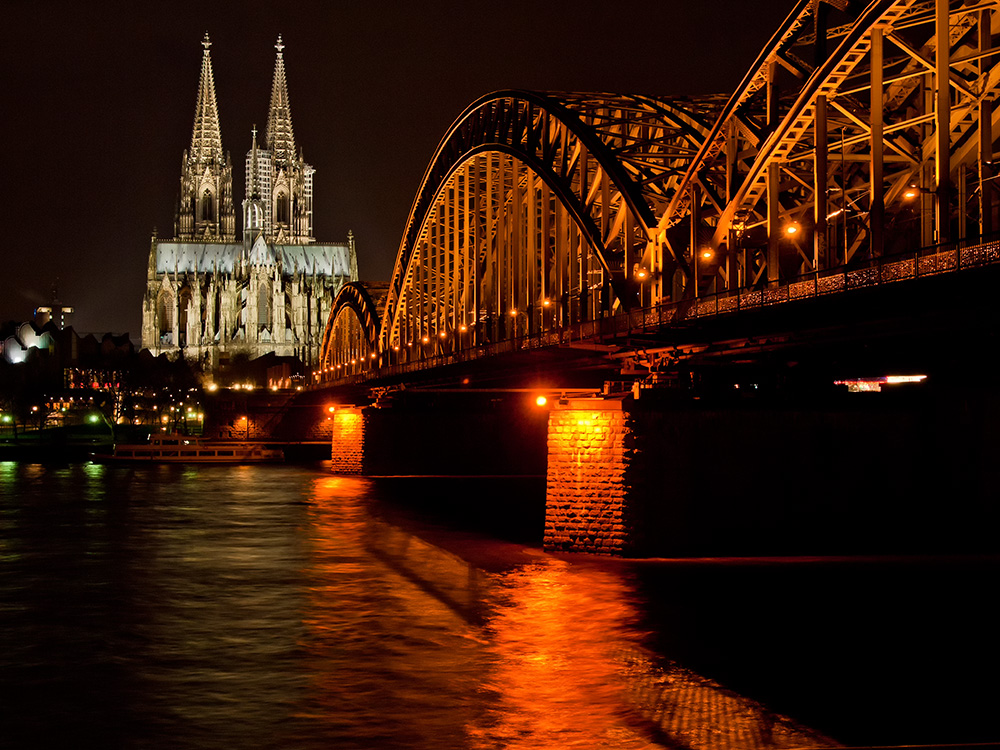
[143,34,357,371]
[176,33,236,242]
[245,36,315,244]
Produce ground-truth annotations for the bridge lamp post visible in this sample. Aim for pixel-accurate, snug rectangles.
[633,265,658,307]
[509,307,529,340]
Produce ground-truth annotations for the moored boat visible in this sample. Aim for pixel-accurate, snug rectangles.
[92,433,284,464]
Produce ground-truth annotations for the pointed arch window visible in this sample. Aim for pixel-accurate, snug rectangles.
[276,192,289,224]
[157,291,174,345]
[258,283,272,330]
[201,189,214,222]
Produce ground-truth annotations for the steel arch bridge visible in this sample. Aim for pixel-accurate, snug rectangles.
[321,0,1000,378]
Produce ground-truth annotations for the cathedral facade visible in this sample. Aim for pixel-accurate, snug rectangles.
[141,34,357,370]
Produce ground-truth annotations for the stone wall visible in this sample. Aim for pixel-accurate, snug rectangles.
[544,398,632,554]
[330,408,366,474]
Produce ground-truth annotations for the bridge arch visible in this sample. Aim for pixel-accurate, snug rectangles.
[318,282,381,376]
[379,90,718,358]
[320,0,999,383]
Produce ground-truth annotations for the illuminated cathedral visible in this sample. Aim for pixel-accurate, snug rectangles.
[141,34,357,369]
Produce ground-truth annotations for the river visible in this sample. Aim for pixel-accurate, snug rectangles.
[1,461,996,749]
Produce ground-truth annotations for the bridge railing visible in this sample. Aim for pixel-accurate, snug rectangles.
[315,235,1000,388]
[685,235,1000,320]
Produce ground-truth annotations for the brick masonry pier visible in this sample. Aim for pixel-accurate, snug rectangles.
[544,397,631,554]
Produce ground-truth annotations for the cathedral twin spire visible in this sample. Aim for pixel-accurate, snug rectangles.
[176,33,313,245]
[189,32,224,165]
[265,36,297,166]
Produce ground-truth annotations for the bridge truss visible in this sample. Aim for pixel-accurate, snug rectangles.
[320,0,1000,376]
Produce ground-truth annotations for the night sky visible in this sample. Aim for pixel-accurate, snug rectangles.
[2,0,791,339]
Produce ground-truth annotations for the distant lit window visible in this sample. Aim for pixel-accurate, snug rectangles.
[276,192,289,224]
[201,189,214,222]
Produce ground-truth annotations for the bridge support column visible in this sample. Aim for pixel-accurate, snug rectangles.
[544,397,634,555]
[330,406,367,475]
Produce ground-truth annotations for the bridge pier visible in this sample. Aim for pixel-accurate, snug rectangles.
[330,407,367,474]
[543,397,633,554]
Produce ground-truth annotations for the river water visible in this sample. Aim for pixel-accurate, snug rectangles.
[1,461,996,749]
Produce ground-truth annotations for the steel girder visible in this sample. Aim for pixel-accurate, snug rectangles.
[328,0,999,372]
[379,90,719,357]
[663,0,1000,293]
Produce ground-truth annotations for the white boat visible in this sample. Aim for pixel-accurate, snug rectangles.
[92,433,284,464]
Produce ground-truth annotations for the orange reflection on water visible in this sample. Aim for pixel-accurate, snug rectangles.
[471,560,654,749]
[297,475,484,747]
[297,478,837,749]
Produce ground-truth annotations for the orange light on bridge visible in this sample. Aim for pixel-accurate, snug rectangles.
[421,336,429,344]
[509,308,518,317]
[785,223,800,236]
[327,405,336,414]
[535,395,548,407]
[370,353,377,359]
[701,249,714,260]
[903,187,920,200]
[635,268,648,280]
[459,324,467,332]
[439,331,447,339]
[542,298,551,307]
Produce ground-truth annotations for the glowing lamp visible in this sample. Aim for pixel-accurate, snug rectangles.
[509,308,518,317]
[785,223,800,236]
[439,331,447,338]
[903,188,919,200]
[327,406,336,414]
[542,298,551,307]
[535,395,547,407]
[459,324,467,332]
[421,336,429,344]
[701,249,714,260]
[636,268,648,279]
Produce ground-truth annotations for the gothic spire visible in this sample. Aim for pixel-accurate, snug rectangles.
[190,32,224,164]
[265,35,296,165]
[248,125,260,198]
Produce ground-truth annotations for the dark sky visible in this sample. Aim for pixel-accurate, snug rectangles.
[1,0,792,338]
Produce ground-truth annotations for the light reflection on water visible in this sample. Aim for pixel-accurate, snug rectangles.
[1,463,993,749]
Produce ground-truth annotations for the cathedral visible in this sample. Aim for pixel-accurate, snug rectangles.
[141,34,357,370]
